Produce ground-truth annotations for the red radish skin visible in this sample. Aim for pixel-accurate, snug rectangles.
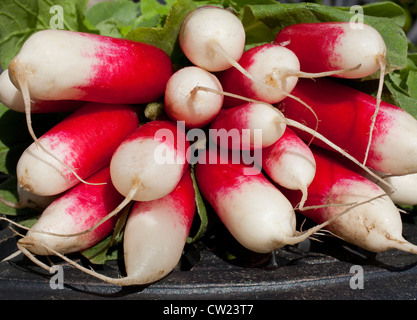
[275,22,387,165]
[209,102,286,150]
[278,78,417,175]
[16,102,139,196]
[7,29,171,171]
[28,168,196,286]
[17,166,124,256]
[218,43,300,108]
[256,127,316,209]
[274,22,386,79]
[195,148,296,253]
[195,148,336,254]
[281,148,417,254]
[0,70,84,113]
[8,29,172,104]
[110,120,190,202]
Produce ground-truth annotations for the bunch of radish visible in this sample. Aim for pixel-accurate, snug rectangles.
[2,4,417,288]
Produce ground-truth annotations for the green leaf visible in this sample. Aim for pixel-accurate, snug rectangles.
[84,0,141,37]
[187,164,209,243]
[80,202,131,265]
[0,176,33,216]
[0,104,66,176]
[0,0,94,70]
[126,0,200,65]
[135,0,176,28]
[384,53,417,119]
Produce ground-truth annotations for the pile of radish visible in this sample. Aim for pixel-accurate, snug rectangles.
[2,2,417,288]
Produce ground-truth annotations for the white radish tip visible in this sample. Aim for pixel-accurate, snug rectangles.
[179,6,245,72]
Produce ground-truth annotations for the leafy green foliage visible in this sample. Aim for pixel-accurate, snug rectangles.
[0,0,94,69]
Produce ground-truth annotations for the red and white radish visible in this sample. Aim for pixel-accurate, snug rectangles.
[17,166,124,256]
[179,6,246,72]
[204,95,387,188]
[8,29,172,105]
[7,29,172,172]
[109,120,190,202]
[275,22,387,163]
[27,168,196,286]
[256,127,316,209]
[274,22,386,80]
[0,69,84,113]
[278,78,417,175]
[218,43,301,108]
[195,148,337,254]
[209,102,286,150]
[121,168,195,285]
[164,66,223,128]
[16,102,139,196]
[282,147,417,254]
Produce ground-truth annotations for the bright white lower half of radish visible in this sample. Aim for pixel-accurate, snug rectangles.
[123,199,190,283]
[179,6,246,72]
[16,136,77,196]
[164,66,223,128]
[9,30,99,100]
[374,172,417,206]
[110,138,186,201]
[321,180,411,253]
[246,45,300,103]
[330,23,386,78]
[0,69,23,111]
[372,106,417,174]
[261,135,316,192]
[212,180,296,253]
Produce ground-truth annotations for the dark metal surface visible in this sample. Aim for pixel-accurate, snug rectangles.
[1,213,417,300]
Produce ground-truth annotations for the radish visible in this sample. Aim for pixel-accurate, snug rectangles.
[17,166,124,256]
[179,6,246,72]
[16,185,60,211]
[209,102,286,150]
[217,43,356,109]
[281,147,417,254]
[274,22,386,80]
[256,127,316,209]
[23,168,196,286]
[8,29,172,104]
[275,22,387,163]
[278,78,417,175]
[164,66,223,128]
[16,102,139,196]
[7,29,172,171]
[0,70,84,113]
[370,172,417,206]
[195,147,343,254]
[201,92,388,187]
[218,43,299,108]
[109,120,190,202]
